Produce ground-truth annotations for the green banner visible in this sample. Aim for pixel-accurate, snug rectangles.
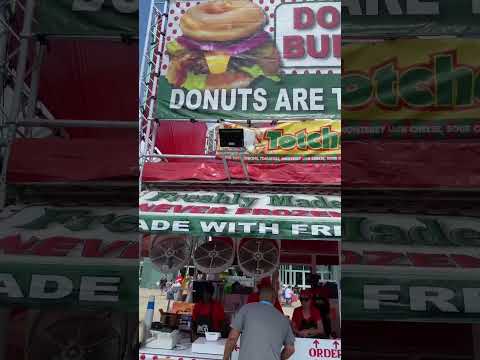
[342,214,480,247]
[0,261,137,310]
[139,191,341,239]
[342,213,480,322]
[140,214,340,240]
[156,74,340,120]
[342,0,480,37]
[155,0,341,120]
[342,276,480,322]
[35,0,138,36]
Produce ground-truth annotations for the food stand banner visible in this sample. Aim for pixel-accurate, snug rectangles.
[342,213,480,247]
[342,0,480,37]
[34,0,138,36]
[342,213,480,322]
[342,275,480,322]
[155,0,341,120]
[343,39,480,121]
[139,191,341,240]
[0,206,138,310]
[0,260,138,310]
[206,120,341,160]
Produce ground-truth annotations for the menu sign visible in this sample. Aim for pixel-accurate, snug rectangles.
[155,0,341,120]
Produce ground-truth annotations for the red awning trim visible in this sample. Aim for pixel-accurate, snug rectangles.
[142,161,341,184]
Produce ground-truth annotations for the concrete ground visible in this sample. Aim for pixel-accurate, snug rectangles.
[139,288,299,323]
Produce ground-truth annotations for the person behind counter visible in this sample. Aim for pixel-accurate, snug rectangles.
[191,282,225,341]
[292,290,324,338]
[224,286,295,360]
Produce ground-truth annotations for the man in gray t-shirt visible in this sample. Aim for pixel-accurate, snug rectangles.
[223,286,295,360]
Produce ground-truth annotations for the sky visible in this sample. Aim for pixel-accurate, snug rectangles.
[139,0,152,64]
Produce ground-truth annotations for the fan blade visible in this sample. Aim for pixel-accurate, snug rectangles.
[239,247,256,255]
[195,254,212,262]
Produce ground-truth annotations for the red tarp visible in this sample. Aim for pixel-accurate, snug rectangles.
[343,140,480,188]
[142,161,341,184]
[7,138,137,182]
[156,121,208,155]
[149,121,342,184]
[148,122,480,187]
[37,40,138,139]
[6,40,138,182]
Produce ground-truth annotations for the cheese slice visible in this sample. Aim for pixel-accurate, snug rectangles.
[205,53,231,74]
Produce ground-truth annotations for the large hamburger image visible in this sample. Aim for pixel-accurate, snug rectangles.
[165,0,281,90]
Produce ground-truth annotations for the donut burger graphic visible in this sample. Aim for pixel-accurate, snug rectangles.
[165,0,281,90]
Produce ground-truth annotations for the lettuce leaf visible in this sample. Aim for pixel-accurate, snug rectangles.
[182,72,207,90]
[166,40,184,55]
[239,65,280,82]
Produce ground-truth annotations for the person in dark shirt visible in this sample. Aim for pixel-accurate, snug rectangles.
[312,287,332,337]
[191,282,225,340]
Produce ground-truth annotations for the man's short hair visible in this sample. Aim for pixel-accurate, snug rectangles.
[259,286,274,302]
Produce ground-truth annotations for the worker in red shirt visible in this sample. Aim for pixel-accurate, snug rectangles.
[292,290,324,338]
[247,277,284,314]
[192,282,225,341]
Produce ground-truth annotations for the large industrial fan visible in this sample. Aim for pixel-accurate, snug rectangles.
[193,237,235,274]
[237,238,280,277]
[150,235,192,273]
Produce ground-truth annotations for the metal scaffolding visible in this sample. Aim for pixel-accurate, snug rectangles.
[0,2,139,358]
[0,0,138,208]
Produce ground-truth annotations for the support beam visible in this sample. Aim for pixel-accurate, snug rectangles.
[0,0,35,207]
[15,119,137,128]
[24,40,46,137]
[0,2,11,125]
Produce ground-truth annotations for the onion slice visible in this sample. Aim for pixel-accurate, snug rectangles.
[176,31,270,55]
